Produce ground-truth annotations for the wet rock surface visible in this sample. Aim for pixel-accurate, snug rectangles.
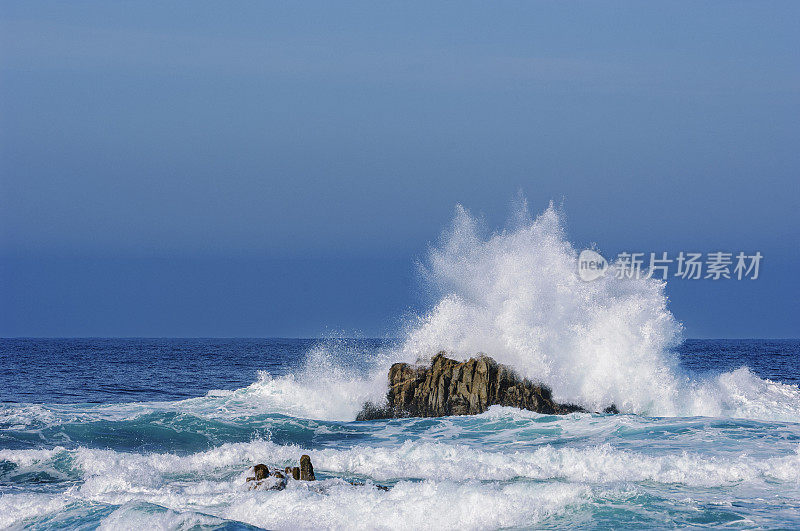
[300,454,315,481]
[357,352,586,420]
[285,466,300,480]
[252,463,269,480]
[247,463,287,491]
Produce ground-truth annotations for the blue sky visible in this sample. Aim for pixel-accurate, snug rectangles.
[1,2,798,338]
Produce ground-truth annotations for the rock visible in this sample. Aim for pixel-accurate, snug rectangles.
[253,464,269,480]
[248,475,286,491]
[300,454,316,481]
[357,352,585,420]
[269,477,287,490]
[356,401,390,422]
[246,456,392,492]
[247,463,286,491]
[603,404,619,414]
[247,456,313,487]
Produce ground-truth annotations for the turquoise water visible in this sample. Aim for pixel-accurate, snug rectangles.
[3,204,800,529]
[1,338,800,529]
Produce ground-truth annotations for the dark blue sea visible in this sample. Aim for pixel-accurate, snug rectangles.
[1,338,799,529]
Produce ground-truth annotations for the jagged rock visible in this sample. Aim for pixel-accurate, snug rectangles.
[357,352,585,420]
[247,463,269,481]
[291,466,300,480]
[300,454,315,481]
[603,404,619,414]
[247,464,287,490]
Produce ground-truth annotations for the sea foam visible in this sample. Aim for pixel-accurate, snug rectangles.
[162,199,800,423]
[2,435,799,529]
[395,199,800,420]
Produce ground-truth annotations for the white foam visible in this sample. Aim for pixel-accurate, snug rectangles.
[3,438,799,529]
[394,199,800,421]
[222,479,589,530]
[97,501,234,531]
[7,201,795,426]
[5,438,800,490]
[681,367,800,422]
[0,492,70,529]
[188,344,391,422]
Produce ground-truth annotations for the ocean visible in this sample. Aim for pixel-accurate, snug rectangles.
[2,205,799,529]
[1,338,799,530]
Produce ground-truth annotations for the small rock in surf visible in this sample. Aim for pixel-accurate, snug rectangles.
[300,454,316,481]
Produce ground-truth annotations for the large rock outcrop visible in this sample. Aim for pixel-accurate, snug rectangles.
[357,352,585,420]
